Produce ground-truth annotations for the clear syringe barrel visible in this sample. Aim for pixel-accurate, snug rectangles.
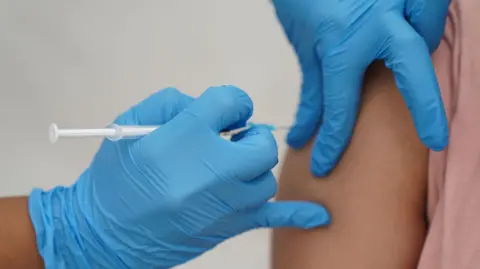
[107,124,158,141]
[49,124,116,143]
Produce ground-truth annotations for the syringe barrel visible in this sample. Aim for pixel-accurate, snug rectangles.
[107,124,158,141]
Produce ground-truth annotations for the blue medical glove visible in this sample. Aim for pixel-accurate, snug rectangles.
[29,86,330,269]
[273,0,450,176]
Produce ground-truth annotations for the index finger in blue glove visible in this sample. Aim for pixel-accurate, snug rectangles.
[114,87,194,126]
[183,85,253,132]
[272,0,324,149]
[246,201,330,229]
[381,18,448,151]
[286,64,324,149]
[164,87,275,181]
[311,50,364,177]
[405,0,450,52]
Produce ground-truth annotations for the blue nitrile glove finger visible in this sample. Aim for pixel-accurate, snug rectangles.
[405,0,450,52]
[311,50,364,176]
[248,201,330,229]
[286,67,324,149]
[381,17,448,151]
[29,85,330,269]
[274,1,324,148]
[272,0,449,176]
[206,201,330,235]
[181,85,254,132]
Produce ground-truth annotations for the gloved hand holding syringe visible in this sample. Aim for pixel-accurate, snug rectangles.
[49,122,289,143]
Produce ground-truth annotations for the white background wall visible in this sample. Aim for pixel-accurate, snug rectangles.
[0,1,301,268]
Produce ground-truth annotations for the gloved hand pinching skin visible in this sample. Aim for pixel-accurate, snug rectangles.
[273,0,450,176]
[28,86,330,269]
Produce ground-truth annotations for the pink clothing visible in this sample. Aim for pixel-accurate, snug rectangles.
[419,1,480,268]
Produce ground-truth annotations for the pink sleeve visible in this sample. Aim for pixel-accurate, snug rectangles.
[419,1,480,268]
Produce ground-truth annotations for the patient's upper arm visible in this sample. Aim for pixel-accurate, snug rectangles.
[271,62,428,269]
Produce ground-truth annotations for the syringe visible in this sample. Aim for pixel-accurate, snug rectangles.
[49,123,290,144]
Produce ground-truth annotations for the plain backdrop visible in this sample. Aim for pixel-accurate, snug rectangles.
[0,1,302,268]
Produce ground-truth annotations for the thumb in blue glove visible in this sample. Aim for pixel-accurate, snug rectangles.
[273,0,450,176]
[29,86,330,269]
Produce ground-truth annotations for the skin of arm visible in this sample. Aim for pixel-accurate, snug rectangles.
[0,197,44,269]
[271,62,429,269]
